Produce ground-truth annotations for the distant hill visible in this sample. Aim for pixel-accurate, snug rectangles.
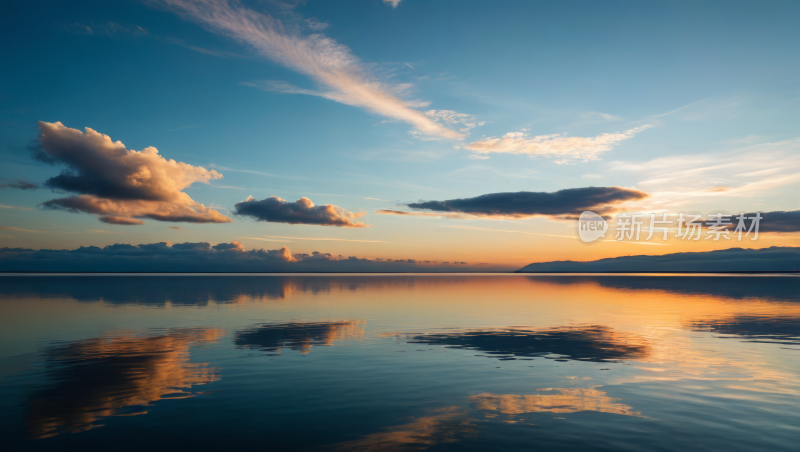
[516,246,800,273]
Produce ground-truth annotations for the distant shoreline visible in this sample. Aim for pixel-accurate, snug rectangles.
[1,271,799,275]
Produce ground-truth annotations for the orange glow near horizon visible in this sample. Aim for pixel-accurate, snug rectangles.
[234,230,800,268]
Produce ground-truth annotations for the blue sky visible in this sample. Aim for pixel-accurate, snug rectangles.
[1,0,800,268]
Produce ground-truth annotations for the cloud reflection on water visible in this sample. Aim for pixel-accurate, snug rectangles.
[5,274,800,449]
[0,275,434,306]
[234,321,366,355]
[469,388,641,418]
[26,328,222,439]
[334,387,641,451]
[1,276,293,305]
[334,407,476,452]
[391,325,650,363]
[688,315,800,345]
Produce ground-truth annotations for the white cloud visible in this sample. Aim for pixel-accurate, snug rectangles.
[466,125,652,162]
[609,137,800,209]
[304,18,328,31]
[235,195,370,228]
[580,111,622,121]
[383,0,403,7]
[641,98,740,122]
[62,21,149,38]
[159,0,461,140]
[244,80,432,110]
[35,121,231,224]
[424,110,485,133]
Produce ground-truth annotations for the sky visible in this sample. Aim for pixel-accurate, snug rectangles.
[1,0,800,270]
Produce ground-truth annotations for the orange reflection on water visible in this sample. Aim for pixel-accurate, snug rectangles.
[361,275,800,398]
[27,328,223,439]
[335,387,642,451]
[469,388,641,418]
[334,407,476,452]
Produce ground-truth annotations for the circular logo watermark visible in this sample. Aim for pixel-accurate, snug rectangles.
[577,211,608,243]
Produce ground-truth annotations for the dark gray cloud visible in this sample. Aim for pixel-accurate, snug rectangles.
[31,121,231,224]
[234,195,369,227]
[688,211,800,233]
[27,140,57,165]
[406,187,647,218]
[518,246,800,273]
[0,177,38,190]
[0,241,483,272]
[736,211,800,233]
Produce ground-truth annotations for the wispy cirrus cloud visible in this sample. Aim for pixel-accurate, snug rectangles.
[163,125,201,132]
[422,110,485,134]
[61,17,247,59]
[466,125,652,163]
[235,195,369,227]
[442,224,575,239]
[580,111,622,121]
[306,193,388,202]
[208,164,306,180]
[442,224,668,245]
[163,36,245,58]
[304,18,328,31]
[99,216,146,225]
[61,21,149,38]
[610,137,800,209]
[375,209,467,219]
[640,98,741,123]
[726,211,800,233]
[243,79,436,111]
[383,0,403,7]
[246,235,392,243]
[33,121,232,225]
[0,177,39,190]
[0,226,50,233]
[157,0,463,140]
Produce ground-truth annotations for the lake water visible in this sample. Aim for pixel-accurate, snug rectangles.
[1,274,798,451]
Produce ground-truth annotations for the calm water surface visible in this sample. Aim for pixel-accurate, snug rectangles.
[1,274,799,451]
